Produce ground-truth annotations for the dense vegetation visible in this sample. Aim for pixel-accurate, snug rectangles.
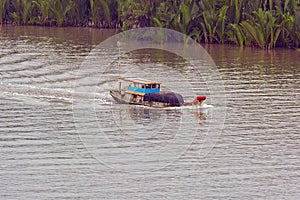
[0,0,299,48]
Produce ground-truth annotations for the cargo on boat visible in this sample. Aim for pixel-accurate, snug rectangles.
[110,77,206,108]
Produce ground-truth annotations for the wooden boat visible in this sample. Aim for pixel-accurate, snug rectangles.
[110,43,206,108]
[110,76,206,108]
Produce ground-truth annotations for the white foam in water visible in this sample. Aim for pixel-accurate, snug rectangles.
[94,92,113,105]
[108,101,214,109]
[200,103,213,108]
[0,82,74,102]
[153,103,213,110]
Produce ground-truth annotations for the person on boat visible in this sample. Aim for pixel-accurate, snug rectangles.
[183,96,206,106]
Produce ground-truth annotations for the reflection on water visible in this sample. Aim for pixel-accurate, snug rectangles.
[0,25,299,199]
[127,106,163,125]
[112,105,207,129]
[1,25,117,45]
[204,43,300,68]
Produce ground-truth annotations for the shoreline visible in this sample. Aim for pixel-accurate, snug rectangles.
[0,23,298,50]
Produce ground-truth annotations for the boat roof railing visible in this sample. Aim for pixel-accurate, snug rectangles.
[118,77,160,85]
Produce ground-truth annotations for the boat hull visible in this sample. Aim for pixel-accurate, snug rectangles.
[110,90,206,108]
[110,90,174,108]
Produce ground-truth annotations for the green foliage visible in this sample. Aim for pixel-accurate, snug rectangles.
[228,23,245,46]
[49,0,74,27]
[21,0,32,25]
[90,0,111,26]
[216,5,229,43]
[2,0,115,27]
[11,12,20,25]
[32,0,50,24]
[152,17,163,27]
[0,0,7,24]
[241,20,265,48]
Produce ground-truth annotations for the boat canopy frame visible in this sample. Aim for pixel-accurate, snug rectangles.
[118,77,161,85]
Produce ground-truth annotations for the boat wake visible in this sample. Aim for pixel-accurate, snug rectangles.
[165,103,213,110]
[200,104,214,109]
[113,102,214,110]
[0,82,112,106]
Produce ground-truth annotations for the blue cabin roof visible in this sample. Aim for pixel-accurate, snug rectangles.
[119,77,161,95]
[127,86,160,94]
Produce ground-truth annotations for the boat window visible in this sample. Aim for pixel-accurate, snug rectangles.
[142,84,145,89]
[146,85,150,89]
[152,84,156,88]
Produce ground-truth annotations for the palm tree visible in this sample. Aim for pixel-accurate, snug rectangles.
[33,0,50,24]
[90,0,111,27]
[49,0,74,27]
[21,0,32,25]
[0,0,7,25]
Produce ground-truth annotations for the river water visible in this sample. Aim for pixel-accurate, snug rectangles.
[0,25,299,199]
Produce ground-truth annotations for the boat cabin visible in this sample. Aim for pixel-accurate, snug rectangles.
[111,77,188,107]
[118,77,160,96]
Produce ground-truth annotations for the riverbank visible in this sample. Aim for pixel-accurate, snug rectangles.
[1,23,299,51]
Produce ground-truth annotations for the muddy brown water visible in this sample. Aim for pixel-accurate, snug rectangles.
[0,25,299,199]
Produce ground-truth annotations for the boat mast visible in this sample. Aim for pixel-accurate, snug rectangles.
[117,41,121,92]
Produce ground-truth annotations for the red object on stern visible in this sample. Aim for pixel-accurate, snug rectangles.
[196,96,206,101]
